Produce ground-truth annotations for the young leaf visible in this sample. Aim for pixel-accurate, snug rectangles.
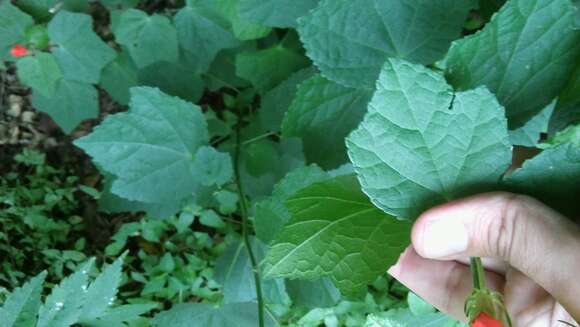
[263,175,412,297]
[31,79,99,134]
[78,255,126,322]
[347,59,512,220]
[505,143,580,217]
[174,6,240,74]
[282,74,373,169]
[113,9,179,68]
[445,0,580,127]
[74,87,209,204]
[0,272,46,327]
[238,0,320,28]
[0,2,34,59]
[298,0,476,88]
[36,259,94,327]
[236,46,310,94]
[254,165,329,243]
[48,11,116,84]
[16,52,62,97]
[153,302,277,327]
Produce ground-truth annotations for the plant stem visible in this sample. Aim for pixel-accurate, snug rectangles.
[470,257,486,290]
[234,117,265,327]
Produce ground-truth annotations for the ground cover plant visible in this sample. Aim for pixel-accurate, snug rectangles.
[1,0,579,326]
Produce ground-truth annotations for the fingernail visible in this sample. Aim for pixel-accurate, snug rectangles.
[420,215,469,258]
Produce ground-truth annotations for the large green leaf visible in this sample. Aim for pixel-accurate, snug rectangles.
[113,9,179,68]
[298,0,476,88]
[0,272,46,327]
[347,59,512,220]
[16,52,62,97]
[31,79,99,133]
[445,0,580,128]
[259,67,315,132]
[282,74,373,169]
[174,6,240,74]
[254,165,329,244]
[236,46,310,94]
[74,87,210,204]
[238,0,320,28]
[99,52,138,106]
[0,2,33,60]
[48,11,116,84]
[263,175,411,297]
[505,143,580,217]
[153,302,276,327]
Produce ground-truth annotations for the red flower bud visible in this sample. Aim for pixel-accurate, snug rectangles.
[471,312,504,327]
[10,44,29,58]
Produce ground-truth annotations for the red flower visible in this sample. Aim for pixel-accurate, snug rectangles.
[471,313,504,327]
[10,44,29,58]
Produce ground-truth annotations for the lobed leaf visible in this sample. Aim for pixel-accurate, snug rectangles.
[347,59,512,220]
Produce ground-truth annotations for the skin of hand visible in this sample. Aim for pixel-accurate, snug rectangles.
[388,192,580,327]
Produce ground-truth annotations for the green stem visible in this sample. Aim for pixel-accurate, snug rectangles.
[470,257,487,290]
[234,116,265,327]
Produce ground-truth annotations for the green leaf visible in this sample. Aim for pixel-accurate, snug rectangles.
[191,146,234,186]
[282,74,373,169]
[174,6,240,74]
[238,0,320,28]
[113,9,179,68]
[259,67,315,132]
[48,11,116,84]
[544,124,580,147]
[153,302,276,327]
[285,278,340,309]
[365,310,460,327]
[98,175,184,219]
[0,2,34,59]
[298,0,476,88]
[347,59,512,220]
[215,238,288,304]
[99,52,138,105]
[263,175,412,297]
[31,79,98,133]
[138,60,204,103]
[445,0,580,127]
[215,190,238,214]
[407,293,435,316]
[16,52,62,97]
[509,101,555,146]
[36,260,94,327]
[505,143,580,217]
[74,87,209,204]
[199,209,226,229]
[0,272,46,327]
[78,255,126,322]
[236,45,310,94]
[87,304,157,325]
[254,165,329,243]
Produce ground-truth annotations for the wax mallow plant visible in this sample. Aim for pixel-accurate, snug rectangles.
[2,0,580,326]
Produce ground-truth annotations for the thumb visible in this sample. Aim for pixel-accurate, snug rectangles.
[412,192,580,318]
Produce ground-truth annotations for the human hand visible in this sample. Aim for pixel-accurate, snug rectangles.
[388,192,580,326]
